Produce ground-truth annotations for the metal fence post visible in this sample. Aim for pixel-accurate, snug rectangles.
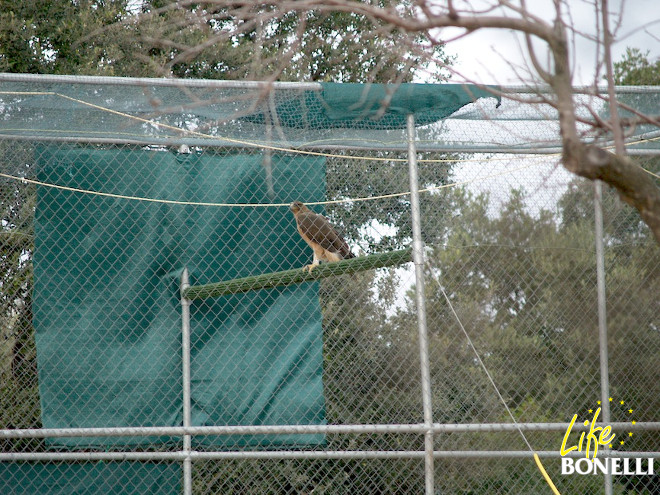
[594,181,613,495]
[180,268,193,495]
[407,113,435,495]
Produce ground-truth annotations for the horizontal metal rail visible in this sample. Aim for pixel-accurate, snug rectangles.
[0,72,321,90]
[0,133,567,153]
[1,73,655,94]
[1,450,659,462]
[1,134,657,156]
[2,422,659,439]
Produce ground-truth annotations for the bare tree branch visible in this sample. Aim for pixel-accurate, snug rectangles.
[119,0,660,243]
[601,0,626,155]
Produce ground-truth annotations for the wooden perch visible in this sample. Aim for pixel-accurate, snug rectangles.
[183,248,412,300]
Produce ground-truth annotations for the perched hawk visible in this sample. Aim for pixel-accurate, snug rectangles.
[289,201,355,272]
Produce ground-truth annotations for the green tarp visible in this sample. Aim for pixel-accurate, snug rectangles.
[245,82,500,129]
[33,147,326,449]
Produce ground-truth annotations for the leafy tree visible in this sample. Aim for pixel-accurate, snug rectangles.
[385,48,660,493]
[130,1,450,82]
[391,183,658,492]
[611,48,660,204]
[596,48,660,487]
[614,48,660,85]
[0,142,40,440]
[0,1,132,75]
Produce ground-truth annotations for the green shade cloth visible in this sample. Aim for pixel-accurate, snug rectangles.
[0,463,180,495]
[244,82,500,129]
[33,147,326,449]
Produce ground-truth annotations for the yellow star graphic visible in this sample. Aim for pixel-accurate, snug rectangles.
[629,409,633,414]
[609,397,613,402]
[629,432,633,437]
[632,420,637,425]
[597,401,601,405]
[620,440,625,445]
[588,409,593,413]
[620,400,625,405]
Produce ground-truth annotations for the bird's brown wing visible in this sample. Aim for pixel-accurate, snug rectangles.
[296,211,354,259]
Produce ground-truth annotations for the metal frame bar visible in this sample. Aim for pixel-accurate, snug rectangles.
[180,269,192,495]
[2,133,656,155]
[2,421,659,439]
[2,450,659,463]
[0,72,321,90]
[594,181,613,495]
[1,72,653,94]
[407,113,435,495]
[0,133,568,152]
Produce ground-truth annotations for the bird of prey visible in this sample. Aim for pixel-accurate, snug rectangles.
[289,201,355,272]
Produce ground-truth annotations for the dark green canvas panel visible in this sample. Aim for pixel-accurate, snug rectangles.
[190,283,325,448]
[33,147,326,448]
[0,462,180,495]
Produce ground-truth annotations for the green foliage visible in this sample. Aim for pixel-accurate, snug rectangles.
[390,183,659,492]
[613,48,660,85]
[129,1,450,82]
[0,1,130,75]
[0,146,40,449]
[0,1,450,82]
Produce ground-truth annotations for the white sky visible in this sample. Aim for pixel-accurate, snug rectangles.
[439,0,660,85]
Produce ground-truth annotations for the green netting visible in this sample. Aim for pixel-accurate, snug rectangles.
[0,75,658,152]
[33,146,326,448]
[0,76,501,149]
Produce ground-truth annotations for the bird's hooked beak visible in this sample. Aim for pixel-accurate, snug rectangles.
[289,201,303,213]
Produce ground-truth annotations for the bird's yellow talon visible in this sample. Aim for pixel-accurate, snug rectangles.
[303,264,317,273]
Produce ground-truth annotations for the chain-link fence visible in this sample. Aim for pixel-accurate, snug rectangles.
[1,75,659,494]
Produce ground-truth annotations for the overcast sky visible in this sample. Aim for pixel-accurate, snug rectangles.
[439,0,660,85]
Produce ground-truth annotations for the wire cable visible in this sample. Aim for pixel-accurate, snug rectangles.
[0,161,542,207]
[425,262,562,494]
